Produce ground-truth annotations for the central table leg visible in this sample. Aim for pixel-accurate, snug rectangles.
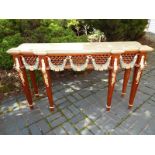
[128,53,146,109]
[121,68,131,97]
[41,58,54,111]
[106,55,119,111]
[29,70,39,97]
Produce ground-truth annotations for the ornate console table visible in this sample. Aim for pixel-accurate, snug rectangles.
[7,42,153,111]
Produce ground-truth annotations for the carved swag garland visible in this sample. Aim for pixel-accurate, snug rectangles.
[18,54,144,72]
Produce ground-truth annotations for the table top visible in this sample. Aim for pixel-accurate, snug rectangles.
[7,41,153,55]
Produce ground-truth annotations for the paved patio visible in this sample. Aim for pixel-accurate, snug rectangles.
[0,51,155,135]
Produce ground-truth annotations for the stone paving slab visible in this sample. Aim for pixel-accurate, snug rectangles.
[0,51,155,135]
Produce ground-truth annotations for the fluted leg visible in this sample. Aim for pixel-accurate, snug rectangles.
[41,57,54,111]
[106,55,119,111]
[14,56,34,109]
[128,53,146,109]
[17,67,33,109]
[29,70,39,97]
[121,68,131,97]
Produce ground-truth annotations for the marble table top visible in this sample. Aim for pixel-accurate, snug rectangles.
[7,41,153,55]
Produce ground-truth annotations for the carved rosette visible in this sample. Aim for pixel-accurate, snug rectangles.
[136,56,145,84]
[41,59,49,87]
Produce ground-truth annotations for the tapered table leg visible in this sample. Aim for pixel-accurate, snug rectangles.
[14,57,34,109]
[29,70,39,97]
[121,68,131,97]
[41,57,54,111]
[106,55,119,111]
[128,53,146,109]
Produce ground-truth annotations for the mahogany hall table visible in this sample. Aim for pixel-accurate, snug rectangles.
[7,42,153,111]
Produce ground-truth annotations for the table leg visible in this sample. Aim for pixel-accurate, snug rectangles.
[17,67,34,109]
[29,70,39,97]
[128,53,146,109]
[121,68,131,97]
[14,56,34,109]
[41,58,54,111]
[107,56,119,111]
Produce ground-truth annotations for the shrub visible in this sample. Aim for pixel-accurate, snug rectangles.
[0,19,87,70]
[0,19,148,70]
[82,19,148,41]
[0,33,23,69]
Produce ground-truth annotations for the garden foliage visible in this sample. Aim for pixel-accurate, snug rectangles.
[0,19,148,69]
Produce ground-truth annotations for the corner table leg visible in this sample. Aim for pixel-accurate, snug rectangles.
[106,56,119,111]
[128,54,146,109]
[14,56,34,110]
[121,68,131,97]
[29,70,39,97]
[18,68,34,109]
